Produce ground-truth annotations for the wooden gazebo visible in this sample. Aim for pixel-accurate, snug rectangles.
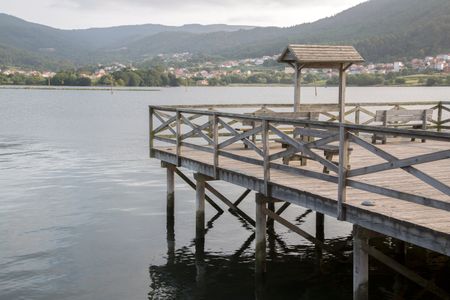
[278,44,364,122]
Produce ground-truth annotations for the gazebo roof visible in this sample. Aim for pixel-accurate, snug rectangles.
[278,44,364,68]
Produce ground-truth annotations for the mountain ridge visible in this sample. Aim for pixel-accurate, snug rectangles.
[1,0,449,70]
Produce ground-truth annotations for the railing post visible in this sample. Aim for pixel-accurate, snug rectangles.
[437,101,443,132]
[176,110,181,166]
[213,113,219,179]
[262,119,270,196]
[337,124,349,220]
[208,108,214,138]
[149,106,155,158]
[355,105,361,136]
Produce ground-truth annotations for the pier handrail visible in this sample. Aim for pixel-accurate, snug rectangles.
[159,101,450,131]
[149,104,450,220]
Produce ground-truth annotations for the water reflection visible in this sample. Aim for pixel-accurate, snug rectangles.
[150,205,355,300]
[150,206,450,300]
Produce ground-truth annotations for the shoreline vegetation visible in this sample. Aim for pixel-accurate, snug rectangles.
[1,68,450,89]
[0,86,160,91]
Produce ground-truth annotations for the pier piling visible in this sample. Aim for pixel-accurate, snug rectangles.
[353,225,369,300]
[195,173,207,242]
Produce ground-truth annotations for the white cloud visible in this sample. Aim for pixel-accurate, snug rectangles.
[0,0,366,29]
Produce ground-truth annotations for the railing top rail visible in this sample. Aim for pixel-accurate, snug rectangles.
[161,100,449,109]
[149,105,450,141]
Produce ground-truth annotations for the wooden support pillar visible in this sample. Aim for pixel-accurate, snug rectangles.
[353,225,369,300]
[294,66,302,112]
[255,193,267,278]
[195,174,206,242]
[166,165,175,221]
[149,106,155,158]
[166,165,176,263]
[339,63,347,123]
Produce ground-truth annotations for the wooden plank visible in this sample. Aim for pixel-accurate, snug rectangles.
[348,150,450,178]
[346,179,450,211]
[154,135,177,145]
[180,142,214,154]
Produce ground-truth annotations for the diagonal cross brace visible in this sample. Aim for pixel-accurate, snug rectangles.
[219,119,263,156]
[349,134,450,196]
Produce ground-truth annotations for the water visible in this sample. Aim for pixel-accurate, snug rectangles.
[1,86,449,300]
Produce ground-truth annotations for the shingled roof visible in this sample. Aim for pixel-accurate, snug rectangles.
[278,44,364,68]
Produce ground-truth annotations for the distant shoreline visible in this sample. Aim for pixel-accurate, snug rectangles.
[0,84,448,91]
[0,86,160,92]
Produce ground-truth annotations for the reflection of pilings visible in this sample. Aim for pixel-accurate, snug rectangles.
[255,193,267,278]
[393,240,406,298]
[195,233,206,297]
[166,208,175,265]
[315,212,325,270]
[353,225,369,300]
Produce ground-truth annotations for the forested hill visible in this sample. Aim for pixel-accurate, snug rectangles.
[125,0,450,62]
[0,0,449,70]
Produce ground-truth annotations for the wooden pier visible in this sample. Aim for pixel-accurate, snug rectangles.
[149,100,450,299]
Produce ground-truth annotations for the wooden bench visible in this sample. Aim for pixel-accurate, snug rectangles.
[276,138,352,174]
[235,108,318,148]
[372,109,433,144]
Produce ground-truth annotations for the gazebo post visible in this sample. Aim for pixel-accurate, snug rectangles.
[338,63,347,122]
[294,64,302,112]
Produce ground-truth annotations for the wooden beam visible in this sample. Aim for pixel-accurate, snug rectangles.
[205,182,255,226]
[232,189,252,207]
[174,168,224,213]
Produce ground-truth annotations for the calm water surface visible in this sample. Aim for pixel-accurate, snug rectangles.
[1,86,449,300]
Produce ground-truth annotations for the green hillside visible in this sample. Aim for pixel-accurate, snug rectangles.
[0,0,449,69]
[125,0,450,62]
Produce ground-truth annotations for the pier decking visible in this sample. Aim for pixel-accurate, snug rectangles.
[149,100,450,299]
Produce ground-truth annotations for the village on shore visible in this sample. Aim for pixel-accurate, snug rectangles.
[1,52,450,87]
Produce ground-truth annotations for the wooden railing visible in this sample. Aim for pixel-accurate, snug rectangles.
[165,101,450,131]
[149,103,450,221]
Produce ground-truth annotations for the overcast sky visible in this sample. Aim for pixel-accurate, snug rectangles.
[0,0,366,29]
